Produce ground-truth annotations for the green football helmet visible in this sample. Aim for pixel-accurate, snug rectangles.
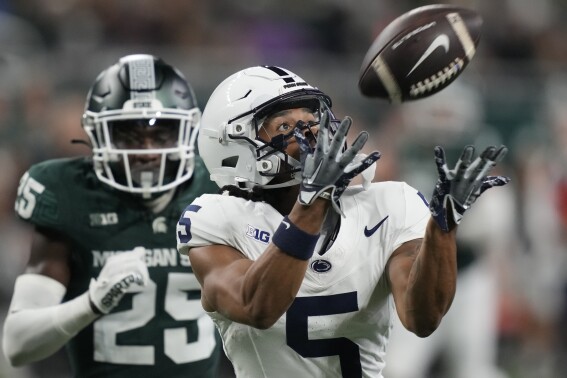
[82,54,201,196]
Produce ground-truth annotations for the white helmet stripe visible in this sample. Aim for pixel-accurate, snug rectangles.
[127,55,156,101]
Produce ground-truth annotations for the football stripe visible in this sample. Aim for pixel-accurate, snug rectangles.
[446,12,476,61]
[371,56,402,103]
[263,66,295,83]
[126,55,156,101]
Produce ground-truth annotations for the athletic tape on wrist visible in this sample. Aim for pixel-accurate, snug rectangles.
[272,216,319,260]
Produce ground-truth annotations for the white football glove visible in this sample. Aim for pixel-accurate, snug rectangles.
[88,247,149,314]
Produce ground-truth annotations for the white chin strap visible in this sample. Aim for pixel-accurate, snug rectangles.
[261,177,301,189]
[140,171,154,199]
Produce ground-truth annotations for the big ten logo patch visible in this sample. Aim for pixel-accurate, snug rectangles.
[246,225,271,244]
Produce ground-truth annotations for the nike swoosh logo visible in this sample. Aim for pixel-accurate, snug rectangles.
[306,161,323,185]
[407,34,450,77]
[364,215,389,237]
[282,221,290,229]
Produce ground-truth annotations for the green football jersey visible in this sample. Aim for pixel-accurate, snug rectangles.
[14,156,221,378]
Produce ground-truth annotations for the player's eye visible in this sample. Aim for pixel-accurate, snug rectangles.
[276,123,292,133]
[113,129,143,145]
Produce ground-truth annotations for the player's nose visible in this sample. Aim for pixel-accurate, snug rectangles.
[295,121,318,144]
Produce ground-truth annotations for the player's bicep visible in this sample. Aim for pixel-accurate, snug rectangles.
[25,227,71,286]
[189,244,251,315]
[386,238,422,318]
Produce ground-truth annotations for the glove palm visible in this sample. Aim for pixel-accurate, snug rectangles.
[295,111,380,215]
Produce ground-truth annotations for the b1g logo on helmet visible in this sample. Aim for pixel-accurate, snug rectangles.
[246,225,270,244]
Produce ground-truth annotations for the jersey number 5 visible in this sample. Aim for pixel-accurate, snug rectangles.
[286,292,362,376]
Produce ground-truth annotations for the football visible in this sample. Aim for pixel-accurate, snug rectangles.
[358,4,483,103]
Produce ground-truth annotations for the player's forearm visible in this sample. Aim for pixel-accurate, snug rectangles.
[3,275,99,366]
[238,199,328,329]
[237,247,309,328]
[403,218,457,337]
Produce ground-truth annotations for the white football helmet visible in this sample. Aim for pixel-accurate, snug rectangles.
[198,65,335,189]
[82,54,201,196]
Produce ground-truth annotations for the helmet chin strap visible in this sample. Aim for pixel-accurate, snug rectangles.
[144,189,176,213]
[140,171,154,199]
[261,178,301,189]
[138,170,176,212]
[235,176,301,190]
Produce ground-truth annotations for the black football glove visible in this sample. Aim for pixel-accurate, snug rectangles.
[429,145,510,231]
[295,111,380,216]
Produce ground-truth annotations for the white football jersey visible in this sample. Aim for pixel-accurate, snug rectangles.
[177,181,429,378]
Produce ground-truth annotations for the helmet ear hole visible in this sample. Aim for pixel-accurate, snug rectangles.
[222,156,239,168]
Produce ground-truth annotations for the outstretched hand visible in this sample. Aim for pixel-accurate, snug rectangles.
[295,111,380,216]
[429,145,510,232]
